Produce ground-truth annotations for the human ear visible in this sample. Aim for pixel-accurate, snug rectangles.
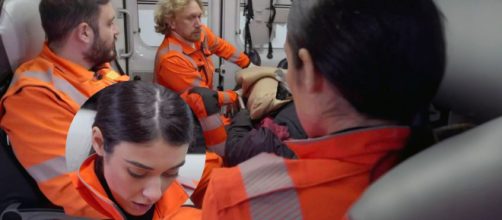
[91,127,105,156]
[298,48,323,92]
[75,22,93,44]
[167,16,176,30]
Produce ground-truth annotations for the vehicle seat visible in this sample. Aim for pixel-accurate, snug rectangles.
[346,117,502,220]
[0,0,78,219]
[346,0,502,219]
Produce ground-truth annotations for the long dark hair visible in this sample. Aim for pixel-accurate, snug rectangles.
[287,0,445,124]
[93,81,194,153]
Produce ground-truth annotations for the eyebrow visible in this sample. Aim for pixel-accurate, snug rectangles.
[125,160,186,171]
[126,159,153,170]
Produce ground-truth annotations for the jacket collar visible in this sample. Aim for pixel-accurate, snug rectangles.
[76,155,189,219]
[39,42,95,83]
[285,126,410,162]
[168,25,209,55]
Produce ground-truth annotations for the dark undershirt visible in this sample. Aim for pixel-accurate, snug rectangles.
[95,157,155,220]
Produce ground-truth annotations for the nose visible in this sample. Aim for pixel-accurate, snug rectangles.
[194,17,201,27]
[113,23,119,37]
[142,177,163,202]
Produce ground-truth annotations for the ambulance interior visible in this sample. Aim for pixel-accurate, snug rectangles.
[0,0,501,219]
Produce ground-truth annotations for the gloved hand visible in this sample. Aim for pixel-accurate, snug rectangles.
[231,109,252,127]
[188,87,219,116]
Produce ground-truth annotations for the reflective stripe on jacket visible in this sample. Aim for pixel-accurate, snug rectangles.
[72,154,199,220]
[154,25,249,157]
[180,90,227,156]
[154,25,248,106]
[0,43,128,218]
[201,127,410,220]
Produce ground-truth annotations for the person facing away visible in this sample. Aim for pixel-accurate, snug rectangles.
[0,0,128,217]
[72,81,200,220]
[202,0,446,219]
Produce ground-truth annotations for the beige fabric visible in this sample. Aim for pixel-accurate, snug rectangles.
[236,66,291,120]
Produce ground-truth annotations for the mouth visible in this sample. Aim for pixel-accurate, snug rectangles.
[132,202,153,214]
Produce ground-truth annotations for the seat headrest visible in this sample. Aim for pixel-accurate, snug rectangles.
[347,116,502,220]
[433,0,502,122]
[0,0,44,73]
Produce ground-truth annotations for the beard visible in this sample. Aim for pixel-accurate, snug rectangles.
[84,36,117,67]
[189,31,201,42]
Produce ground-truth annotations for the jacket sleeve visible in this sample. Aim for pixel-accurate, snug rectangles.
[180,90,227,156]
[224,110,296,167]
[217,90,238,106]
[0,87,106,218]
[204,26,250,68]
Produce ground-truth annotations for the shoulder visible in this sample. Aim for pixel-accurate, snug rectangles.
[15,56,54,75]
[2,86,74,113]
[208,153,295,208]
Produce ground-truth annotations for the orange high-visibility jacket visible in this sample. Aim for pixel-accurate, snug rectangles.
[72,154,201,220]
[0,43,128,218]
[190,151,223,208]
[180,91,228,156]
[154,24,250,105]
[154,25,249,156]
[201,127,410,220]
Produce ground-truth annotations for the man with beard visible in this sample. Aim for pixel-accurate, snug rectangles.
[154,0,251,107]
[153,0,252,207]
[0,0,128,218]
[153,0,251,152]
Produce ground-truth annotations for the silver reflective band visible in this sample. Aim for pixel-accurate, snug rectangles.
[223,92,231,104]
[239,153,302,219]
[169,43,198,70]
[27,156,67,182]
[228,50,242,63]
[52,75,87,106]
[249,189,302,220]
[157,47,170,57]
[208,141,225,157]
[14,71,87,106]
[191,78,203,88]
[200,114,223,131]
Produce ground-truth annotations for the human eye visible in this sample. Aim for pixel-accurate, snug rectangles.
[127,168,147,179]
[162,171,179,178]
[108,17,115,26]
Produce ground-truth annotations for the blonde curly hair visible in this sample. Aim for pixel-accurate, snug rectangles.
[154,0,204,35]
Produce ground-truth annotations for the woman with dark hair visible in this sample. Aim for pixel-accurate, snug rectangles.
[202,0,446,219]
[72,81,200,219]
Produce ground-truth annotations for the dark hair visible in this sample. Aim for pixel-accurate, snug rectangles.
[93,81,194,153]
[287,0,446,124]
[39,0,110,43]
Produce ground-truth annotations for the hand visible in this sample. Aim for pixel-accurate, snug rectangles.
[188,87,219,115]
[231,109,251,126]
[234,88,243,97]
[247,62,257,68]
